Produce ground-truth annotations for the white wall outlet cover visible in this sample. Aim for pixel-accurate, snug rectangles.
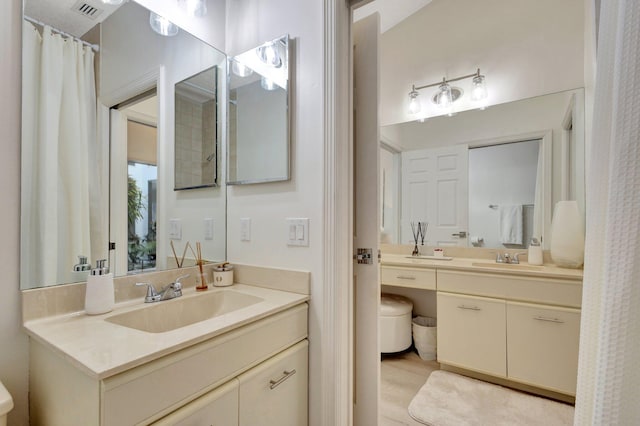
[169,218,182,240]
[286,218,309,246]
[240,218,251,241]
[204,218,214,240]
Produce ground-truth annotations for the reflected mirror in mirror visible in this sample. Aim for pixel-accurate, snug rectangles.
[175,67,218,190]
[20,0,227,289]
[227,35,290,185]
[380,88,585,250]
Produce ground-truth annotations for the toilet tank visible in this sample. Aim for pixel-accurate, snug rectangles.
[0,380,13,426]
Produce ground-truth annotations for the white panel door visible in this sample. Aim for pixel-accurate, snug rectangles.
[353,13,380,426]
[401,145,468,247]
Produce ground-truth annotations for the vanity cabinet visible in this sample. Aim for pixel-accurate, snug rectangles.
[154,340,308,426]
[436,270,582,396]
[381,266,436,290]
[238,340,308,426]
[437,292,506,377]
[506,301,580,395]
[29,303,308,426]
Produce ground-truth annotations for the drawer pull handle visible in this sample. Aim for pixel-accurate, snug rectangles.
[457,305,481,311]
[269,369,297,390]
[534,316,565,324]
[396,275,416,280]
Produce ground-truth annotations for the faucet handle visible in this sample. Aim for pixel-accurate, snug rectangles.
[503,253,511,263]
[175,274,191,286]
[136,282,159,303]
[511,252,527,264]
[495,252,504,263]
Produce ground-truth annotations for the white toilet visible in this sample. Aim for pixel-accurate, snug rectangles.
[0,380,13,426]
[380,294,413,353]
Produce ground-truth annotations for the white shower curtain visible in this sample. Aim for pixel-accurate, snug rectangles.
[574,0,640,424]
[21,22,96,286]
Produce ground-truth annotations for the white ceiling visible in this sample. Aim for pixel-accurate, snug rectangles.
[353,0,433,33]
[24,0,123,37]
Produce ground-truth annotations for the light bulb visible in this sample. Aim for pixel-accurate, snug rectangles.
[149,12,179,37]
[257,42,282,68]
[261,77,277,91]
[232,61,253,77]
[186,0,207,17]
[435,83,453,109]
[470,74,488,101]
[408,90,421,114]
[101,0,124,5]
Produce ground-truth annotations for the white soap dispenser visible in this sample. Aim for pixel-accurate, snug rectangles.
[84,259,114,315]
[528,238,543,266]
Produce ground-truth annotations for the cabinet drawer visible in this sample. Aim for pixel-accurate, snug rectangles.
[239,340,308,426]
[507,302,580,395]
[381,266,436,290]
[102,304,308,426]
[437,292,506,377]
[153,379,238,426]
[437,270,582,307]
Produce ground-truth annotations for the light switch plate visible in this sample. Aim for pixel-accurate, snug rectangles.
[240,218,251,241]
[169,218,182,240]
[286,218,309,246]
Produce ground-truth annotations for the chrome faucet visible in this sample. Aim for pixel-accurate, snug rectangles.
[510,252,527,264]
[136,274,190,303]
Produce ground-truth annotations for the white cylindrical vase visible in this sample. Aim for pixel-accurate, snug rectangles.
[550,201,585,268]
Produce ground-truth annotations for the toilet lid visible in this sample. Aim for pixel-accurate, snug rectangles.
[380,294,413,316]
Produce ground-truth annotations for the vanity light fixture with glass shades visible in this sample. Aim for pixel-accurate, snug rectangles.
[408,68,488,116]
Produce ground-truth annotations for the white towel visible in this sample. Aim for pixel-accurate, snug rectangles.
[499,205,523,244]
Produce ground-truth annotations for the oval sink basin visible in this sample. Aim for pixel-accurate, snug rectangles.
[106,290,264,333]
[471,262,545,272]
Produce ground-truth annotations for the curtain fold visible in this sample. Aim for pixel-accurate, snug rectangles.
[21,21,96,286]
[574,0,640,423]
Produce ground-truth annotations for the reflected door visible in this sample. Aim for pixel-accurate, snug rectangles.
[401,145,468,247]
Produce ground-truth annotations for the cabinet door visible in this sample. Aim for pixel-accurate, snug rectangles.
[238,340,308,426]
[437,292,506,376]
[153,379,238,426]
[507,302,580,395]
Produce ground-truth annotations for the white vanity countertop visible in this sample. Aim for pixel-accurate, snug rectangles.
[23,284,309,380]
[382,253,583,280]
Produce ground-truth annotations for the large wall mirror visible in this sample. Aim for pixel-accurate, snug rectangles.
[380,88,585,250]
[20,0,227,289]
[227,35,290,185]
[369,0,586,251]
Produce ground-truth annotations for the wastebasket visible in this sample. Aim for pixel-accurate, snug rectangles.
[412,316,437,361]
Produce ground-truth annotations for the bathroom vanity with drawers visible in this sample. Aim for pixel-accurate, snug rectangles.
[24,283,309,425]
[381,253,583,399]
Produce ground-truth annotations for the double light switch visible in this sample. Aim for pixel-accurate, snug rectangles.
[287,218,309,246]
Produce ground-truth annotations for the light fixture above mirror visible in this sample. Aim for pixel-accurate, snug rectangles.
[149,11,179,36]
[408,68,488,115]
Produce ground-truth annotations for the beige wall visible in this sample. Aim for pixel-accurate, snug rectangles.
[0,0,30,424]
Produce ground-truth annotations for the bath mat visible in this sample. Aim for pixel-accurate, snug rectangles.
[408,370,574,426]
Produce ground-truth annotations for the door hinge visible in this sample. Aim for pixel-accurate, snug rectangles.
[353,248,373,265]
[109,242,116,250]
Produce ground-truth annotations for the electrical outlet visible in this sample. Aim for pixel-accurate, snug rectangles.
[240,218,251,241]
[204,218,214,240]
[169,218,182,240]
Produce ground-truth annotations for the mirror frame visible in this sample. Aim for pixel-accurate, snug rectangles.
[226,34,291,185]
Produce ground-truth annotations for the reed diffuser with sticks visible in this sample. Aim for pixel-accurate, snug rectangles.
[195,242,208,291]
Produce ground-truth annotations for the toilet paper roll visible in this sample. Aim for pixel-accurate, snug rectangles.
[470,236,484,246]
